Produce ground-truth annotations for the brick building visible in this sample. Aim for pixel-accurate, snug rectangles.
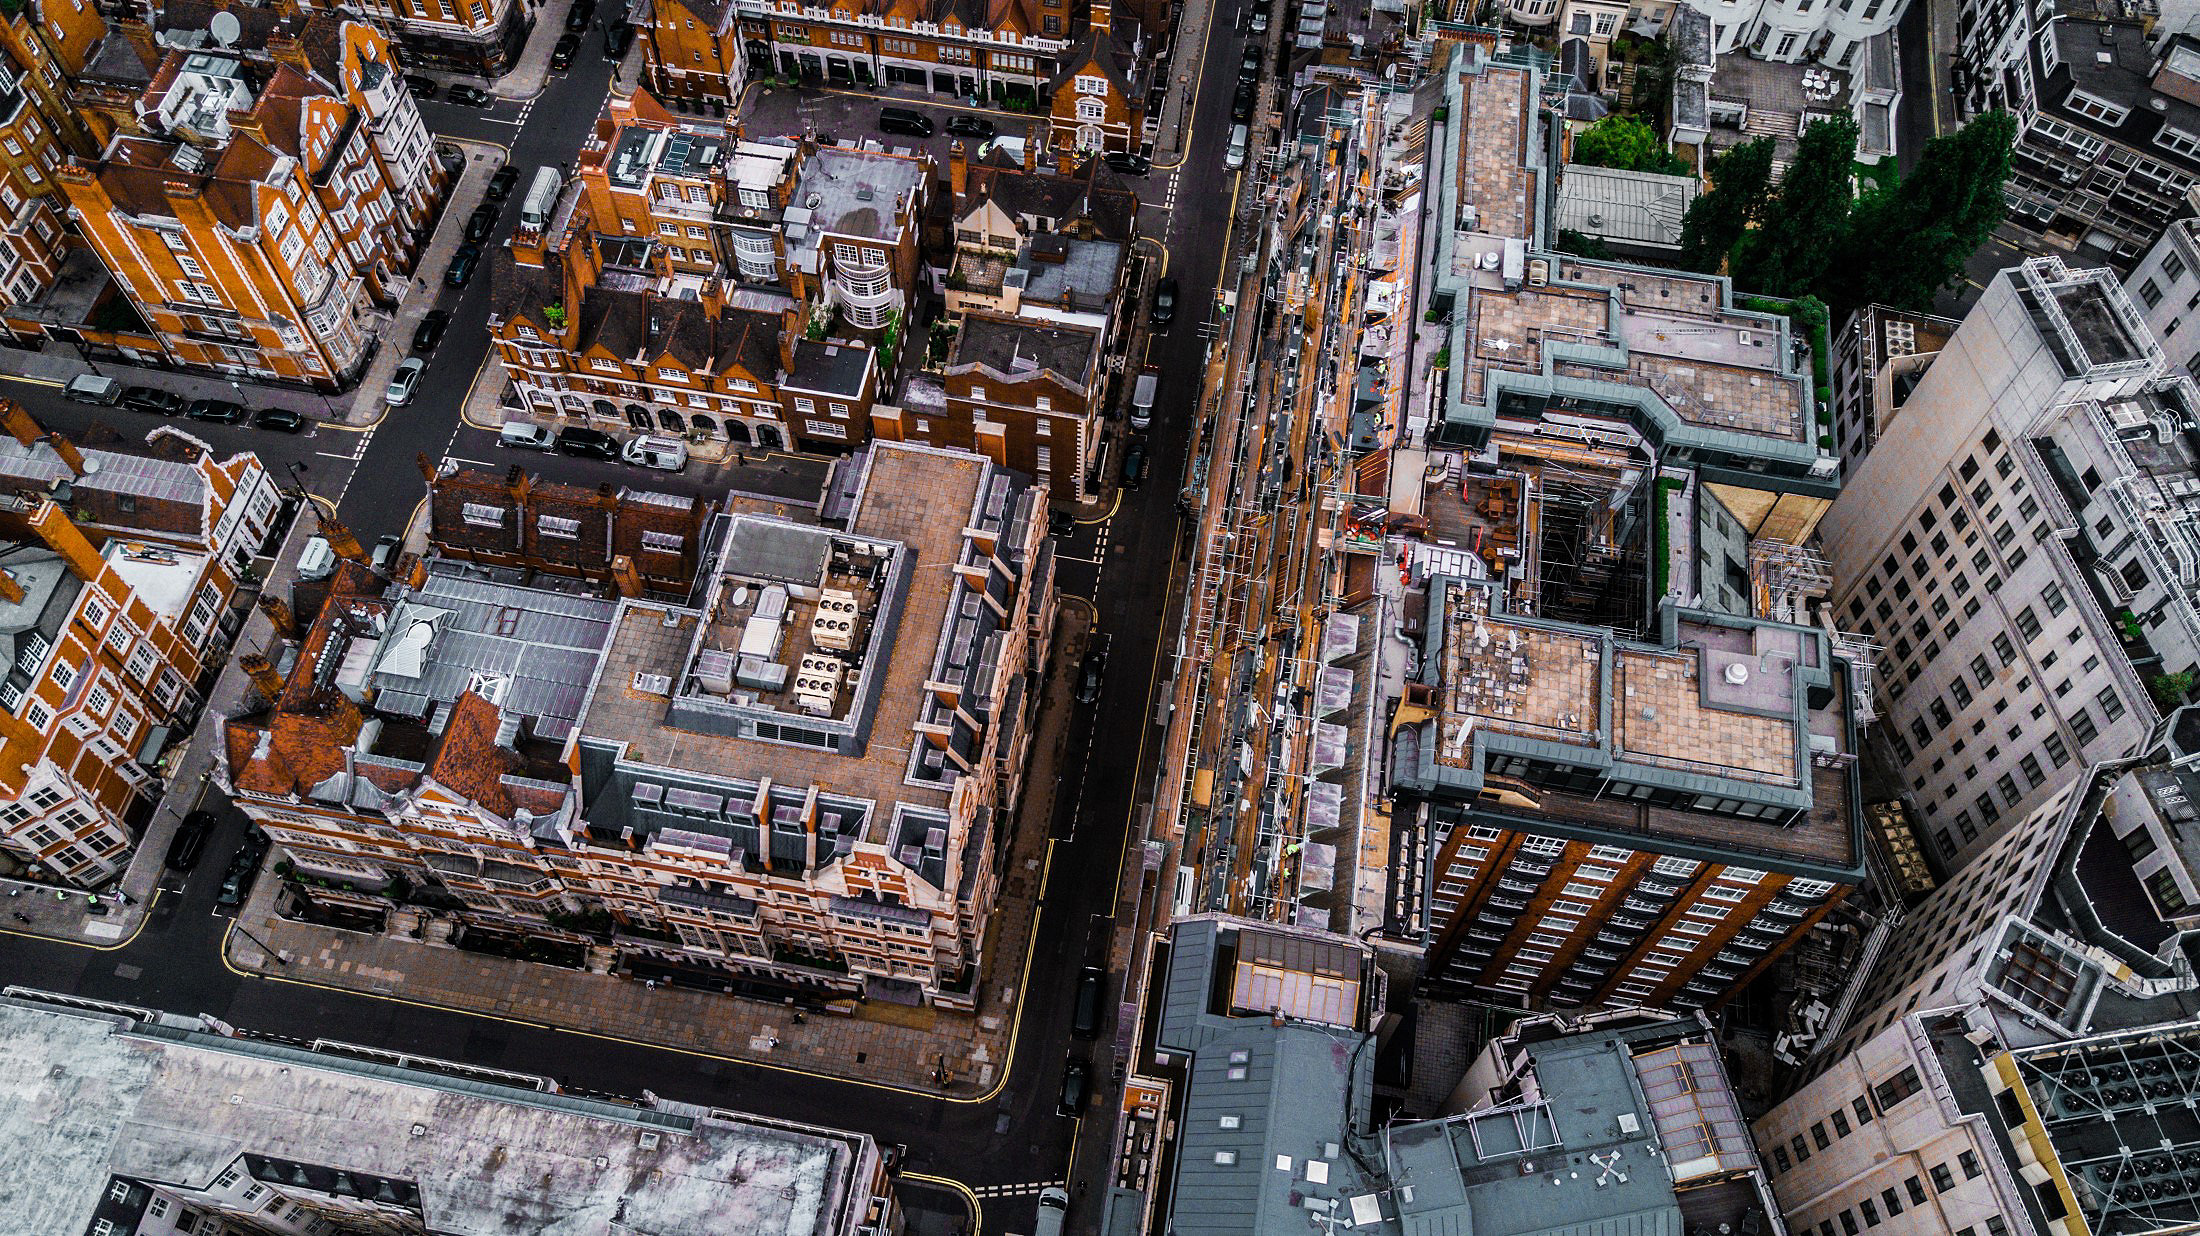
[913,309,1104,498]
[942,139,1136,338]
[54,14,444,388]
[0,0,106,314]
[287,0,531,76]
[493,97,901,450]
[424,458,719,595]
[0,406,279,888]
[644,0,1075,110]
[1045,0,1150,159]
[225,441,1058,1007]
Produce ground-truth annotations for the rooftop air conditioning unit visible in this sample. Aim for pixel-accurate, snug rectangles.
[813,589,862,651]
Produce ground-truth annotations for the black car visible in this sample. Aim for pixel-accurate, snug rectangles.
[485,165,521,200]
[445,243,481,287]
[1103,151,1151,175]
[447,84,492,106]
[551,31,582,68]
[1242,48,1263,79]
[1076,647,1106,703]
[565,0,594,32]
[1071,966,1105,1037]
[1122,439,1149,488]
[163,811,217,873]
[252,408,306,432]
[412,309,452,354]
[215,870,248,908]
[120,386,185,415]
[604,21,635,55]
[1058,1058,1090,1117]
[404,73,438,99]
[945,114,996,139]
[878,106,935,138]
[1232,79,1257,122]
[1151,276,1178,328]
[186,398,247,423]
[558,426,621,459]
[1049,509,1077,539]
[465,203,499,242]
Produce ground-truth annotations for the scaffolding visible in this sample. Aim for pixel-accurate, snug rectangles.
[1749,539,1834,627]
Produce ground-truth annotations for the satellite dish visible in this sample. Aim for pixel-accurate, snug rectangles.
[209,11,241,47]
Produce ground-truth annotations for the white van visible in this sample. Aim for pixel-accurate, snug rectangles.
[1226,124,1248,171]
[499,421,557,450]
[64,374,121,405]
[1033,1186,1069,1236]
[296,536,337,582]
[1130,368,1159,431]
[623,433,689,471]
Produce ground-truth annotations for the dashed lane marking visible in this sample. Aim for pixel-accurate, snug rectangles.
[970,1182,1062,1199]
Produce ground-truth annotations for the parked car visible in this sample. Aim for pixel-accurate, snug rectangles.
[1049,509,1077,540]
[485,165,521,200]
[447,84,492,107]
[1241,46,1263,78]
[163,811,217,873]
[386,358,426,406]
[499,422,558,450]
[1076,647,1106,704]
[878,106,935,138]
[1103,151,1151,175]
[1151,277,1178,329]
[404,74,438,99]
[63,374,121,405]
[252,408,306,432]
[558,426,621,459]
[1121,439,1149,489]
[215,869,248,908]
[1072,966,1105,1037]
[550,32,582,69]
[1249,7,1269,33]
[1130,367,1159,431]
[120,386,185,415]
[1226,123,1248,170]
[186,398,246,423]
[603,21,636,56]
[370,534,402,571]
[412,309,451,354]
[1058,1058,1090,1117]
[946,114,995,139]
[565,0,594,32]
[1034,1187,1069,1236]
[1232,79,1257,122]
[465,203,499,243]
[445,243,481,287]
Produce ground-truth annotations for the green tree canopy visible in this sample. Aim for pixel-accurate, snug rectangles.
[1676,137,1775,274]
[1826,111,2016,312]
[1731,116,1858,298]
[1572,114,1690,176]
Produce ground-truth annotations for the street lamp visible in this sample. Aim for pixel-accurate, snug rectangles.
[230,920,291,965]
[284,460,310,500]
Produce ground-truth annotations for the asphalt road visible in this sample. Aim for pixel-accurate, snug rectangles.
[0,0,1248,1227]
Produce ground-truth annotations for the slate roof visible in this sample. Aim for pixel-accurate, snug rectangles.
[951,311,1102,385]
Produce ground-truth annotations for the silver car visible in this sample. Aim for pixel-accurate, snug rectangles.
[385,357,426,406]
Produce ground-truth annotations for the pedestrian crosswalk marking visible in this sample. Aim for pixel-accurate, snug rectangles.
[971,1181,1062,1198]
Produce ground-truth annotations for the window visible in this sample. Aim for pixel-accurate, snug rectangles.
[1874,1065,1924,1111]
[1960,1150,1983,1179]
[1812,1121,1832,1149]
[2099,686,2127,724]
[1832,1109,1851,1137]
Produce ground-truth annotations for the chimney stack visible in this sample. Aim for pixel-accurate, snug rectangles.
[27,501,105,582]
[1,400,42,448]
[0,566,23,605]
[611,554,643,598]
[1024,126,1038,173]
[258,593,295,638]
[45,433,85,478]
[507,465,534,507]
[949,139,968,200]
[779,305,802,376]
[417,451,439,484]
[238,652,286,701]
[314,512,369,564]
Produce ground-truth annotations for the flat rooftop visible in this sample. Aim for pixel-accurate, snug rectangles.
[0,998,868,1236]
[1435,581,1808,789]
[1451,60,1539,251]
[788,144,927,244]
[102,539,206,621]
[606,122,728,190]
[575,446,997,815]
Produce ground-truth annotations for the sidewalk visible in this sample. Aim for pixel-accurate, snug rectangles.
[1151,0,1222,164]
[3,500,321,947]
[226,605,1095,1097]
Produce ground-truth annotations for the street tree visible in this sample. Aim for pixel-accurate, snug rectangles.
[1827,110,2016,311]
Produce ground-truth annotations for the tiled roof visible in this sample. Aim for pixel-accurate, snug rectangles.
[426,690,519,818]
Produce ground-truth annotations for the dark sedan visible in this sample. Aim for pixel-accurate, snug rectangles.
[447,84,492,107]
[163,811,217,872]
[404,74,438,99]
[120,386,185,415]
[252,408,306,432]
[412,309,452,354]
[445,243,481,287]
[1151,276,1178,329]
[1103,151,1151,175]
[551,32,582,69]
[565,0,594,32]
[464,204,499,243]
[485,165,520,200]
[186,399,247,423]
[946,114,996,139]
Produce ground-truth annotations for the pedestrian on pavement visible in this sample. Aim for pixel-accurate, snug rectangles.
[12,912,30,923]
